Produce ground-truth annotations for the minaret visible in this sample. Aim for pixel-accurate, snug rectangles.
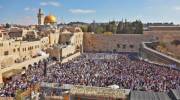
[61,17,65,24]
[37,8,44,25]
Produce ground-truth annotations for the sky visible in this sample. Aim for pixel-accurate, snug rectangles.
[1,0,180,25]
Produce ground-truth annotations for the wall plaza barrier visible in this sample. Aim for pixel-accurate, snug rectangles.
[61,52,81,64]
[140,42,180,70]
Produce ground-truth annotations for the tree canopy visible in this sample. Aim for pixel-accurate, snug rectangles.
[84,20,143,34]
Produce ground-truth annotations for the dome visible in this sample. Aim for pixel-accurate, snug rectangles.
[44,15,57,24]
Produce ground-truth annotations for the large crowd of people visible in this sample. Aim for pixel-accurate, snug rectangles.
[0,53,180,97]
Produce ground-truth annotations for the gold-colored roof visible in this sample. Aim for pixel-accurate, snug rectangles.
[44,15,57,24]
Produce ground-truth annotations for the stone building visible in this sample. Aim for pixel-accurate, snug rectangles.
[0,16,84,83]
[46,27,84,61]
[0,8,84,84]
[0,37,49,69]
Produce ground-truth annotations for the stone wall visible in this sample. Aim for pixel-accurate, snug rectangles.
[140,42,180,69]
[144,31,180,42]
[61,52,81,64]
[59,33,72,44]
[46,47,60,60]
[49,33,60,45]
[59,32,83,48]
[83,33,152,53]
[62,45,76,57]
[148,26,180,31]
[144,31,180,58]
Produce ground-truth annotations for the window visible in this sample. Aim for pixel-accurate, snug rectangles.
[113,49,117,52]
[0,43,3,47]
[13,49,16,53]
[117,44,120,48]
[123,44,126,49]
[4,51,9,55]
[130,44,134,49]
[17,48,20,51]
[23,48,26,52]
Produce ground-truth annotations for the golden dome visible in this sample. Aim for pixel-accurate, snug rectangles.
[44,15,57,24]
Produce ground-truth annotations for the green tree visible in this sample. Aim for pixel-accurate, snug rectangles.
[132,20,143,34]
[117,21,123,34]
[80,26,88,32]
[106,21,117,33]
[5,23,10,28]
[95,26,104,34]
[87,25,93,32]
[159,41,166,48]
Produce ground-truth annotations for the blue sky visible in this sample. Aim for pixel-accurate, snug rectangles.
[1,0,180,25]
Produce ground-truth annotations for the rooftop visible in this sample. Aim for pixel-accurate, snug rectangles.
[130,91,171,100]
[70,85,126,99]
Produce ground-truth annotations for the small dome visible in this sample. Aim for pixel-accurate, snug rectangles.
[44,15,57,24]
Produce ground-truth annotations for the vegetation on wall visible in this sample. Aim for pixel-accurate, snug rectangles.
[171,40,180,46]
